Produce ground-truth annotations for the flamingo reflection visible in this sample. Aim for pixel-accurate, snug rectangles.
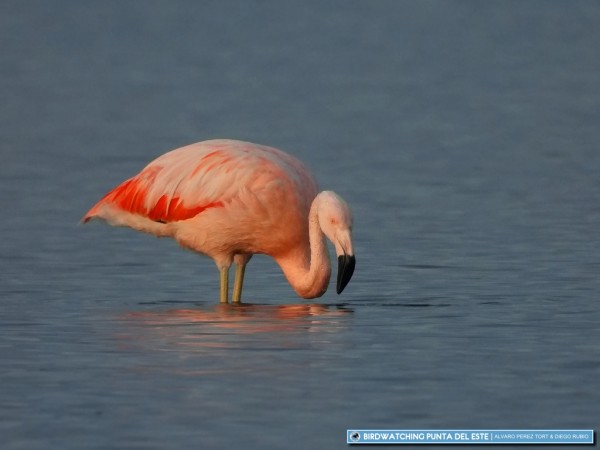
[120,303,353,351]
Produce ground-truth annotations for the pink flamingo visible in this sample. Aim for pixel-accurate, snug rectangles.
[82,139,355,303]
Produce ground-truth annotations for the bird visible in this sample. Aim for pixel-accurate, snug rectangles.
[82,139,356,303]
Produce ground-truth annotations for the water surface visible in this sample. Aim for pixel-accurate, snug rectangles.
[2,1,599,449]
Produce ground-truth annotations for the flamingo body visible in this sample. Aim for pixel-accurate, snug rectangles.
[83,139,355,302]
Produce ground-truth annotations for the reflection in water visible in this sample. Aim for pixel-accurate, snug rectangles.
[117,303,353,354]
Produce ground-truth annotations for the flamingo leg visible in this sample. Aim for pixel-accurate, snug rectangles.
[219,266,229,303]
[232,263,246,303]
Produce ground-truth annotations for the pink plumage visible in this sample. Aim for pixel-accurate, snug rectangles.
[83,139,355,303]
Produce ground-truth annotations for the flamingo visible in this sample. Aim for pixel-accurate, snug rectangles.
[82,139,355,303]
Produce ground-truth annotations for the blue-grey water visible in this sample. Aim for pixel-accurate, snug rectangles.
[2,1,599,449]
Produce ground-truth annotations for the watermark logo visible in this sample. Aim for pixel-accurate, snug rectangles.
[346,429,595,445]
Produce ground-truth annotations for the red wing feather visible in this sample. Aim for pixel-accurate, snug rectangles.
[82,165,223,223]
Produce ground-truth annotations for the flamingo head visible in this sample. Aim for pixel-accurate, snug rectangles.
[317,191,356,294]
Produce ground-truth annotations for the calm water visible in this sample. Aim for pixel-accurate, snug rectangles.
[2,1,600,449]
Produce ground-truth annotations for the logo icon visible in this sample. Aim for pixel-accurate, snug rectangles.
[349,431,361,442]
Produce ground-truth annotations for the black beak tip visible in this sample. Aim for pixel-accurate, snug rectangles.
[336,254,356,294]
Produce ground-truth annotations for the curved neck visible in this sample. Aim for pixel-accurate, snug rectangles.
[275,197,331,299]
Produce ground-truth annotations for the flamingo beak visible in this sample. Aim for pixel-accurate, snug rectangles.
[337,253,356,294]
